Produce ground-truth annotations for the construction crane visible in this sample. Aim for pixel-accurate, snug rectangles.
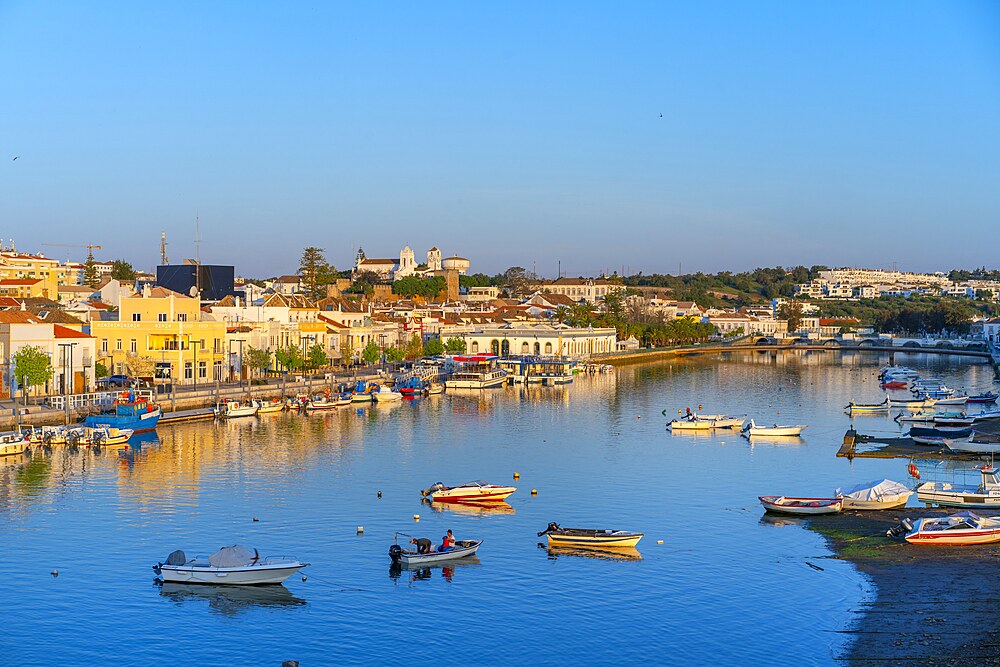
[42,243,102,261]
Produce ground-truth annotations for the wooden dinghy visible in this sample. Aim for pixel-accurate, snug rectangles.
[758,496,842,515]
[537,522,643,548]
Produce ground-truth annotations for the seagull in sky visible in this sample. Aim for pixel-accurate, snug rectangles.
[658,113,663,118]
[12,156,18,161]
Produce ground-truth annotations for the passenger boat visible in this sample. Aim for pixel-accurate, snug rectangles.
[213,399,260,418]
[421,480,516,503]
[84,390,161,433]
[845,399,889,413]
[153,545,309,585]
[388,536,483,565]
[65,426,133,447]
[373,386,403,402]
[758,496,842,515]
[835,479,913,510]
[901,511,1000,546]
[967,392,999,405]
[445,355,508,389]
[537,522,643,548]
[257,399,286,414]
[0,431,31,457]
[916,465,1000,507]
[742,420,807,437]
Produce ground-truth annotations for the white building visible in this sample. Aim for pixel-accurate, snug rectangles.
[460,322,617,358]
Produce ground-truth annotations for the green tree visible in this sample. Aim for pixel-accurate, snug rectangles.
[403,334,423,359]
[244,346,272,378]
[778,301,804,332]
[348,271,380,296]
[393,276,446,299]
[444,337,467,353]
[83,253,99,287]
[298,247,336,301]
[111,260,137,281]
[274,345,304,372]
[362,341,381,365]
[307,343,328,370]
[13,345,54,399]
[385,346,404,363]
[423,337,444,356]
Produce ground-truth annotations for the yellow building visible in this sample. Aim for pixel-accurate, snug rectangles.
[91,286,227,383]
[0,252,60,298]
[0,279,47,298]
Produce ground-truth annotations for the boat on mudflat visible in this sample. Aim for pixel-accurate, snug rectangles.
[421,480,516,503]
[742,420,807,437]
[537,522,643,548]
[835,479,913,510]
[898,511,1000,546]
[84,390,161,433]
[153,545,308,585]
[758,496,842,515]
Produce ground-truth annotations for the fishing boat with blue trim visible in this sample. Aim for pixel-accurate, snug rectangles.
[84,390,161,433]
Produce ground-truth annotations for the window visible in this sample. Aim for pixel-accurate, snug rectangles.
[544,342,553,354]
[184,362,193,379]
[198,361,207,379]
[521,342,529,354]
[177,313,187,322]
[158,313,167,322]
[132,313,141,322]
[471,341,479,353]
[130,339,137,353]
[101,339,108,353]
[116,339,122,351]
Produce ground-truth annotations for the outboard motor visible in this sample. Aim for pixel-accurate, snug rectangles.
[886,518,914,540]
[421,483,446,497]
[388,544,403,563]
[537,522,561,537]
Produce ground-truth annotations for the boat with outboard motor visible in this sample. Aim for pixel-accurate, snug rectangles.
[907,426,973,447]
[373,385,403,402]
[890,511,1000,546]
[742,420,807,437]
[421,480,516,503]
[0,430,31,457]
[388,533,482,565]
[153,544,309,585]
[213,399,260,418]
[945,433,1000,455]
[351,380,379,402]
[84,389,161,433]
[257,398,286,414]
[65,426,133,447]
[537,522,643,548]
[967,392,999,405]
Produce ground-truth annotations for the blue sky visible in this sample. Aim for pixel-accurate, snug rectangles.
[1,1,998,278]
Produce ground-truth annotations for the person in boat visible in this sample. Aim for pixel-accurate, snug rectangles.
[411,537,433,554]
[440,530,456,552]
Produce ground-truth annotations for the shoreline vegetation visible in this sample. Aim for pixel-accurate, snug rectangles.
[808,510,1000,665]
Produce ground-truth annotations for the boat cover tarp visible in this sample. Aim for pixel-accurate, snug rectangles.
[836,479,910,501]
[208,544,257,568]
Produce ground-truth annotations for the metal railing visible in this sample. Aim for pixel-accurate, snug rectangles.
[45,392,117,411]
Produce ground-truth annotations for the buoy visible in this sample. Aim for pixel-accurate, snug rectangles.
[300,577,306,583]
[677,409,682,414]
[51,569,59,577]
[513,472,520,479]
[357,526,364,534]
[377,491,382,498]
[413,514,420,521]
[698,405,703,410]
[530,489,538,495]
[637,415,641,420]
[657,540,664,545]
[252,517,259,522]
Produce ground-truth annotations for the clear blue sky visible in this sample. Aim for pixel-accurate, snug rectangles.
[1,1,998,278]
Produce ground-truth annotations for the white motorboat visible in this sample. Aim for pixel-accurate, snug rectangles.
[946,433,1000,455]
[153,545,308,585]
[213,400,260,418]
[421,480,516,503]
[835,479,913,510]
[758,496,842,515]
[388,537,483,566]
[742,420,807,437]
[917,465,1000,508]
[0,431,31,457]
[373,386,403,402]
[931,395,968,406]
[901,511,1000,545]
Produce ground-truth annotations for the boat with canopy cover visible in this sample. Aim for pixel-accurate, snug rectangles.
[153,544,308,585]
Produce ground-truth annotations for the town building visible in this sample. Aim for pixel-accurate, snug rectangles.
[460,322,617,358]
[0,311,96,397]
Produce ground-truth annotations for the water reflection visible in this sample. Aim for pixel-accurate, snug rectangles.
[758,514,809,528]
[541,544,643,561]
[158,582,306,617]
[426,500,515,516]
[745,435,805,447]
[389,556,482,583]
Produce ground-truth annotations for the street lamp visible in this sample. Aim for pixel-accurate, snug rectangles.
[191,340,202,393]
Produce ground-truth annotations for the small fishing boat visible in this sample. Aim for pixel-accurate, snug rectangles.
[881,380,908,389]
[845,399,889,413]
[388,536,483,565]
[84,389,161,433]
[742,420,807,437]
[900,511,1000,546]
[887,397,936,409]
[916,465,1000,507]
[930,395,968,406]
[306,394,340,411]
[880,366,919,379]
[421,480,516,503]
[895,410,966,424]
[945,433,1000,455]
[758,496,842,515]
[835,479,913,510]
[668,417,715,431]
[0,431,31,457]
[373,386,403,402]
[213,399,260,418]
[967,392,999,405]
[908,427,973,447]
[973,409,1000,422]
[537,522,643,548]
[24,425,67,446]
[688,414,746,429]
[153,545,309,585]
[65,426,133,447]
[257,399,286,414]
[395,377,426,397]
[426,382,445,395]
[351,380,379,402]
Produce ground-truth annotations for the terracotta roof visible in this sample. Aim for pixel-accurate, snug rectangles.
[0,311,41,323]
[53,324,92,339]
[358,258,396,265]
[0,279,42,286]
[132,287,190,299]
[274,275,300,283]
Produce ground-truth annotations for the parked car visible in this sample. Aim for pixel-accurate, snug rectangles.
[96,374,142,388]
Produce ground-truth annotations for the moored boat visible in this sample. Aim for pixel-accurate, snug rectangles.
[421,480,516,503]
[945,433,1000,455]
[908,426,972,447]
[967,392,999,405]
[388,536,483,565]
[65,426,133,447]
[742,420,807,437]
[426,382,445,395]
[537,522,643,548]
[901,511,1000,545]
[84,389,161,433]
[213,399,260,418]
[0,431,31,457]
[373,386,403,402]
[257,399,286,414]
[758,496,842,515]
[153,545,308,585]
[445,355,508,389]
[835,479,913,510]
[846,399,889,413]
[351,380,379,402]
[916,465,1000,508]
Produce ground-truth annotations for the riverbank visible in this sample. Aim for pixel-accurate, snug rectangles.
[809,509,1000,665]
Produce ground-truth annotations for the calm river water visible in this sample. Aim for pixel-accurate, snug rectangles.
[0,351,995,666]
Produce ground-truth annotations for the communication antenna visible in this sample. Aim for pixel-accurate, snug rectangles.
[194,216,202,297]
[160,231,169,265]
